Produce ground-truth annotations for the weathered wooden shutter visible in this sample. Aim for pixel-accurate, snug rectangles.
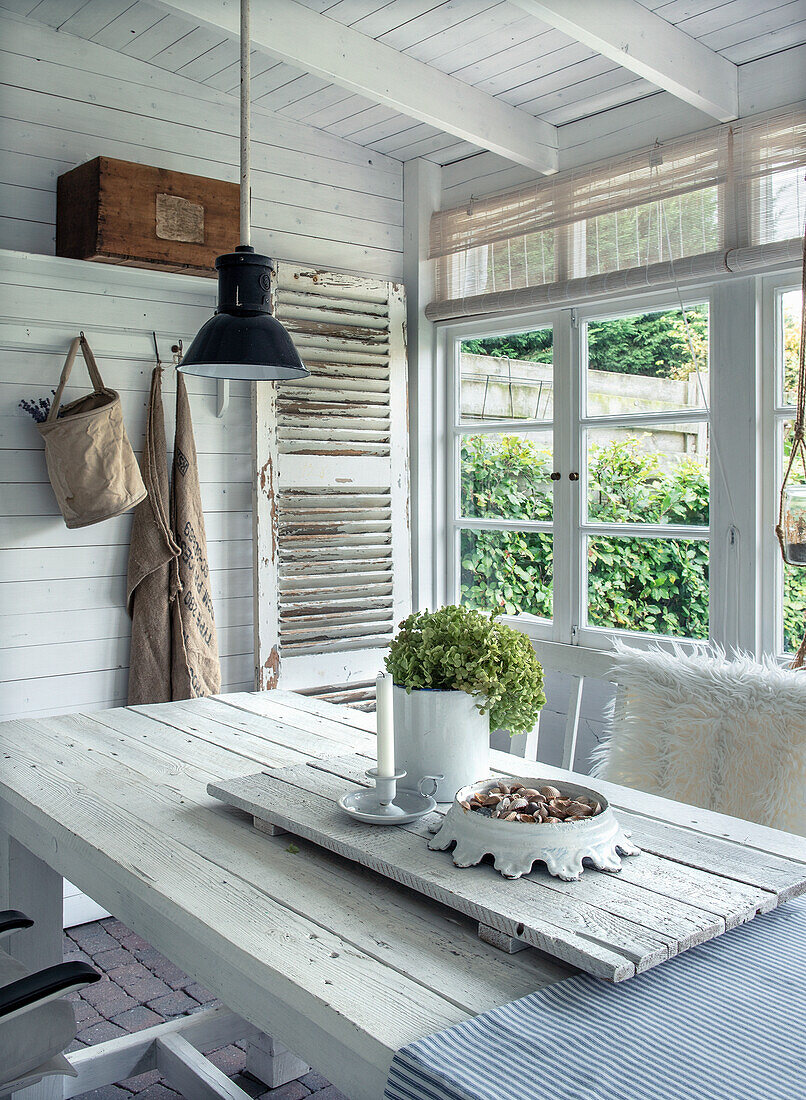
[252,266,410,692]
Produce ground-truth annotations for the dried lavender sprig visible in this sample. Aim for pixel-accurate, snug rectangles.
[19,390,58,423]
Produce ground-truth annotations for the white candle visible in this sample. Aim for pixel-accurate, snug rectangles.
[375,671,395,777]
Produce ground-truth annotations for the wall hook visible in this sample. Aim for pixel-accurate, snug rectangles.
[216,379,230,418]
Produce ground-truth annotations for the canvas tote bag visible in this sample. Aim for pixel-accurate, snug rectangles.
[38,334,146,528]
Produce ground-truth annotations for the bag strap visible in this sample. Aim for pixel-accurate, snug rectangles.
[48,333,107,421]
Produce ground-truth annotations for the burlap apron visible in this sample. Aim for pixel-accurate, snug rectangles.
[170,374,221,699]
[126,367,180,705]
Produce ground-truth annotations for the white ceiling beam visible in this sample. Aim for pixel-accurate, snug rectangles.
[153,0,559,173]
[510,0,739,122]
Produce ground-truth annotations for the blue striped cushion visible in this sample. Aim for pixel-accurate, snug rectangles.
[386,896,806,1100]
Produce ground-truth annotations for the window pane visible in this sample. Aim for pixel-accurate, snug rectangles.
[781,289,802,407]
[587,535,709,639]
[459,327,553,423]
[585,305,709,416]
[586,427,709,525]
[461,433,553,521]
[460,529,552,619]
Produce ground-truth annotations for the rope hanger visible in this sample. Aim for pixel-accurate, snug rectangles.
[775,227,806,668]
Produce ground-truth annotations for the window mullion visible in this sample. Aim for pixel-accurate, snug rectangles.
[552,310,576,642]
[709,278,760,654]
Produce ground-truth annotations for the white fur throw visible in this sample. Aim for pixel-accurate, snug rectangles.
[592,641,806,837]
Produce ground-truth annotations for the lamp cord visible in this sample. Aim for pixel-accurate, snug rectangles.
[240,0,251,248]
[775,225,806,668]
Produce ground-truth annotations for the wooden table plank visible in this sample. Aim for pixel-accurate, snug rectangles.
[217,692,378,744]
[165,695,375,756]
[308,753,780,931]
[24,712,569,1012]
[0,733,465,1099]
[212,770,661,981]
[616,810,806,902]
[258,689,378,733]
[209,751,804,983]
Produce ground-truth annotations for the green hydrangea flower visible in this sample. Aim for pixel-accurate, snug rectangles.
[385,605,545,736]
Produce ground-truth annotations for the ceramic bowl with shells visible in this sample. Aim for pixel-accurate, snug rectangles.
[428,776,640,880]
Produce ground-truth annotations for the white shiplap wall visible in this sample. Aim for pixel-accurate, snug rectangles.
[0,251,251,718]
[0,10,403,279]
[0,10,404,729]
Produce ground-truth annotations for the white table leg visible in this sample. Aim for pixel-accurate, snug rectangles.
[245,1033,310,1088]
[0,831,65,1100]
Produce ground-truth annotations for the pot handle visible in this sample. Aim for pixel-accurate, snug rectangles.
[418,774,443,799]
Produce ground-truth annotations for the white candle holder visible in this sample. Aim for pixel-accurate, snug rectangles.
[338,768,442,825]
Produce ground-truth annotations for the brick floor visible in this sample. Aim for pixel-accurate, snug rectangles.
[67,917,347,1100]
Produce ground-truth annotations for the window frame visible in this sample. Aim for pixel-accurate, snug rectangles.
[573,291,712,649]
[445,308,568,642]
[435,273,787,656]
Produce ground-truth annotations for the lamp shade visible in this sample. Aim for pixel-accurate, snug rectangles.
[179,246,308,382]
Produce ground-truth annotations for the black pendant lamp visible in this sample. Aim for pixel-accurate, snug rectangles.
[179,0,308,383]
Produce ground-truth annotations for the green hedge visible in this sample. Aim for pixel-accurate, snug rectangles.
[460,434,805,650]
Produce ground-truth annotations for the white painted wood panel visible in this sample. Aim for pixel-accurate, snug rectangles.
[0,252,254,723]
[0,11,404,276]
[10,0,802,169]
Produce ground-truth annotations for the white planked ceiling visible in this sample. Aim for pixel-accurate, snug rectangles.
[8,0,806,166]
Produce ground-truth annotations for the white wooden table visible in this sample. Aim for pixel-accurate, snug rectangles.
[1,691,804,1100]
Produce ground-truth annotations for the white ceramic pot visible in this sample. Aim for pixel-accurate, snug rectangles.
[392,686,490,801]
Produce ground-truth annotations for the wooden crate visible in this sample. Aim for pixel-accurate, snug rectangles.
[56,156,239,277]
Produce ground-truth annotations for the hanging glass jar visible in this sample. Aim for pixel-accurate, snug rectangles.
[781,485,806,565]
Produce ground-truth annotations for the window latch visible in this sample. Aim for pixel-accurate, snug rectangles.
[550,471,561,481]
[569,472,580,482]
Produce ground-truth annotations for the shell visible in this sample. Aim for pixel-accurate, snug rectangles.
[484,793,503,806]
[460,800,472,812]
[566,800,594,816]
[540,785,561,799]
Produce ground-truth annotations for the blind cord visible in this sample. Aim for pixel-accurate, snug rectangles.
[650,155,741,647]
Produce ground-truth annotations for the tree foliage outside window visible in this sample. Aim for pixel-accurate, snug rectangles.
[462,306,708,381]
[460,433,806,648]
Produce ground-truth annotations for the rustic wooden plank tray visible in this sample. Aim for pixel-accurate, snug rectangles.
[209,754,806,983]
